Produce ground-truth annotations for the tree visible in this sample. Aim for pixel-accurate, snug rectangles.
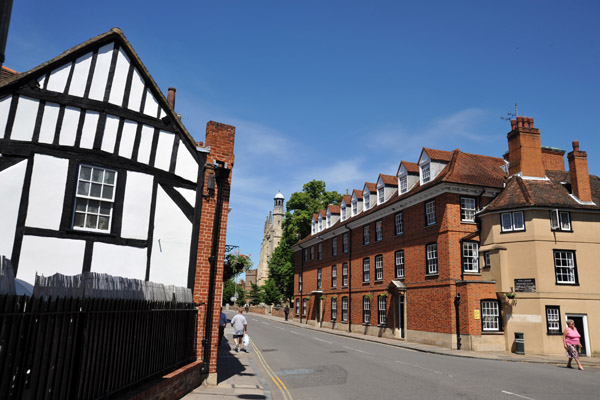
[248,283,264,305]
[262,278,282,305]
[268,180,341,302]
[223,251,253,282]
[222,278,245,305]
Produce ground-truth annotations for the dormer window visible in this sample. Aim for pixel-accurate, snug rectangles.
[341,203,347,221]
[318,216,323,231]
[312,220,317,234]
[352,197,357,215]
[364,189,370,210]
[326,209,331,227]
[399,174,408,194]
[377,181,385,204]
[422,163,431,183]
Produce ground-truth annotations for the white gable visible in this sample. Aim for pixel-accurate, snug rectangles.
[88,43,115,101]
[108,47,130,105]
[68,52,93,97]
[0,96,11,139]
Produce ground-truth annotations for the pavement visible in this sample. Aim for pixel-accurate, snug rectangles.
[184,312,600,399]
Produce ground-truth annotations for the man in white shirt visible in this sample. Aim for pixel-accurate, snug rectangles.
[230,308,248,352]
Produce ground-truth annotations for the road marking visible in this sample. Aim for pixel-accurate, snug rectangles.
[313,337,332,344]
[262,321,270,325]
[342,345,373,355]
[251,341,293,400]
[395,360,453,377]
[290,330,305,336]
[501,390,536,400]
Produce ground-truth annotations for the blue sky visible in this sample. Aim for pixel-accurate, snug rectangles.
[5,1,600,278]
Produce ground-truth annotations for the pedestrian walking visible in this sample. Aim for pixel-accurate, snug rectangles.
[245,303,249,313]
[284,305,289,321]
[231,308,248,353]
[563,319,584,370]
[218,307,227,346]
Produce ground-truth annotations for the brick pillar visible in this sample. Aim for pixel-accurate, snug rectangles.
[567,141,592,202]
[194,121,235,377]
[507,116,545,177]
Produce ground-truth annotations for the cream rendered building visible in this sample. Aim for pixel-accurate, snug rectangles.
[479,117,600,357]
[257,192,284,286]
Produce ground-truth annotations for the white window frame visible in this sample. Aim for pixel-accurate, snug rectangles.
[364,189,370,210]
[72,164,117,233]
[550,210,571,231]
[375,220,383,241]
[341,203,346,221]
[351,197,358,216]
[295,298,300,315]
[483,251,490,268]
[426,243,438,274]
[363,258,370,282]
[331,298,337,321]
[317,268,322,289]
[378,296,386,326]
[363,225,370,245]
[331,265,337,288]
[342,263,348,287]
[501,211,525,232]
[363,296,371,324]
[481,300,500,331]
[375,254,383,281]
[546,306,561,334]
[460,197,476,222]
[425,200,436,226]
[554,250,577,284]
[302,298,307,316]
[395,212,403,235]
[395,250,404,278]
[377,182,385,204]
[341,297,348,322]
[462,242,479,273]
[298,273,303,291]
[399,174,408,194]
[421,163,431,183]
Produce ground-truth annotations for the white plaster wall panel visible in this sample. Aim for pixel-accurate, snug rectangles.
[46,63,71,93]
[90,243,146,280]
[58,106,80,146]
[0,95,11,139]
[121,171,153,240]
[79,110,99,149]
[67,52,92,97]
[0,160,27,258]
[159,108,165,119]
[88,43,114,101]
[154,131,175,171]
[25,154,68,230]
[11,96,39,142]
[17,236,85,286]
[149,186,192,287]
[101,115,119,153]
[137,125,154,165]
[38,102,60,144]
[118,120,137,159]
[108,48,130,106]
[175,145,198,183]
[142,89,159,117]
[37,75,46,89]
[128,68,145,112]
[175,187,196,208]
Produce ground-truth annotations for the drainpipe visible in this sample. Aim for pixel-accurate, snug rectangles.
[454,293,461,350]
[344,224,352,333]
[299,244,304,324]
[202,162,230,373]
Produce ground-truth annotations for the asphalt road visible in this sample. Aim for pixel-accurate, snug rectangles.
[230,311,598,400]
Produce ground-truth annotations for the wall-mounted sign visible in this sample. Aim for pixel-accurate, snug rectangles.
[474,310,480,320]
[515,279,536,293]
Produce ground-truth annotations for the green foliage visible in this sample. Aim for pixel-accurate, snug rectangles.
[268,180,341,302]
[223,251,253,282]
[262,279,282,305]
[235,287,247,307]
[222,279,245,305]
[248,283,264,305]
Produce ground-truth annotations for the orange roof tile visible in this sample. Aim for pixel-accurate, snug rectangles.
[379,174,397,186]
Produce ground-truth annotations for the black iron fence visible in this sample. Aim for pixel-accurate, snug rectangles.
[0,294,197,399]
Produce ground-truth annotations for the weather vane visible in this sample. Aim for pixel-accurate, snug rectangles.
[500,103,518,121]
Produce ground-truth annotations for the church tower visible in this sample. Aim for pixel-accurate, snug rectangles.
[257,191,285,286]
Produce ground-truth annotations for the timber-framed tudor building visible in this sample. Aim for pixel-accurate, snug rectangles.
[0,29,236,382]
[292,117,600,357]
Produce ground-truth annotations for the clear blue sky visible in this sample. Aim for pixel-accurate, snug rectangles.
[6,1,600,278]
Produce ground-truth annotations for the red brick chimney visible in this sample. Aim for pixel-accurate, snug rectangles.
[167,87,176,110]
[567,140,592,202]
[507,116,545,177]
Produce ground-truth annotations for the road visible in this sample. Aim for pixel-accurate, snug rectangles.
[231,311,598,400]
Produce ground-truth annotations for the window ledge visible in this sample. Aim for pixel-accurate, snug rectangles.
[362,281,370,285]
[377,324,387,328]
[362,323,370,326]
[374,280,383,283]
[426,273,439,277]
[463,272,481,276]
[547,332,563,336]
[481,331,503,335]
[461,221,477,224]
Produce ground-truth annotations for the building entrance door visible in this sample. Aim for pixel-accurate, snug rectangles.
[398,293,405,339]
[566,314,588,356]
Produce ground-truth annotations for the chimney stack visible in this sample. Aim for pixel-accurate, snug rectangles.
[506,116,545,177]
[568,140,592,202]
[167,87,176,110]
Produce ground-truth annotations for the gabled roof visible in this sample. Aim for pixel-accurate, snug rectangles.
[397,161,419,175]
[328,204,340,214]
[0,28,196,149]
[422,148,454,162]
[378,174,397,186]
[352,189,363,200]
[0,66,19,84]
[481,171,600,214]
[341,194,352,205]
[320,210,327,218]
[363,182,377,193]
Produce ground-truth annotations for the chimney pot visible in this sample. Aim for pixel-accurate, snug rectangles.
[167,87,176,110]
[527,117,534,128]
[572,140,579,152]
[511,119,516,130]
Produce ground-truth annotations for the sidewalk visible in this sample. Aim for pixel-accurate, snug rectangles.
[186,312,599,399]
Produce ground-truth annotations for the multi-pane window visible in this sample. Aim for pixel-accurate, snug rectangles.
[375,221,383,241]
[481,300,500,331]
[342,233,349,253]
[363,225,370,245]
[395,250,405,278]
[295,298,299,314]
[545,306,562,334]
[304,249,308,262]
[399,175,408,194]
[317,268,322,289]
[364,190,370,210]
[378,185,385,204]
[331,298,337,321]
[460,197,476,222]
[425,200,436,226]
[332,237,338,256]
[483,252,491,268]
[341,297,348,322]
[331,265,337,288]
[375,255,383,281]
[302,298,307,316]
[550,210,571,231]
[341,204,347,220]
[395,212,403,235]
[310,246,314,260]
[363,296,371,324]
[426,243,438,274]
[318,243,322,260]
[422,163,431,183]
[342,263,348,287]
[501,211,525,232]
[73,165,117,232]
[554,250,577,284]
[352,198,358,215]
[298,273,302,291]
[363,258,370,282]
[378,296,386,326]
[462,242,479,273]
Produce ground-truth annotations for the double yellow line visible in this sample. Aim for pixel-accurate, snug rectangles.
[250,340,293,400]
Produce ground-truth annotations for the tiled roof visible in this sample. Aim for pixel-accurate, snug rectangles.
[320,210,327,218]
[364,182,376,192]
[352,189,363,200]
[481,171,600,213]
[341,194,352,205]
[379,174,397,186]
[328,204,340,214]
[399,161,419,174]
[0,66,19,84]
[423,148,454,162]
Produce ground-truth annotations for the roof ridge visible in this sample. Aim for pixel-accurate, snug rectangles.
[515,176,533,205]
